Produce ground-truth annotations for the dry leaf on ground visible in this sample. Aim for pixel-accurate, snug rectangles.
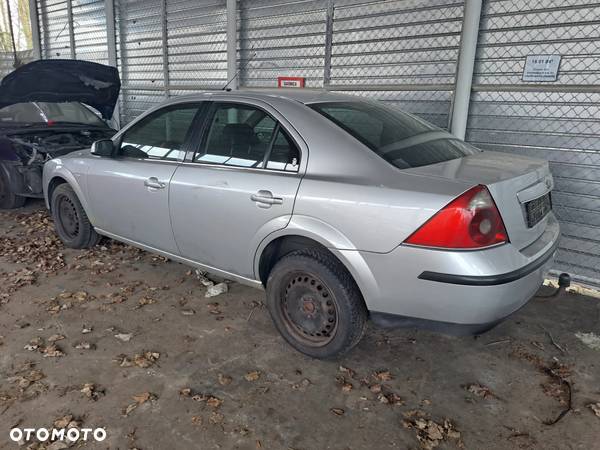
[588,402,600,418]
[244,370,261,382]
[463,383,498,400]
[218,374,232,385]
[402,411,462,449]
[374,370,393,382]
[42,344,64,357]
[81,383,105,401]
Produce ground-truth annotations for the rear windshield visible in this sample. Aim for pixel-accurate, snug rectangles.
[309,101,479,169]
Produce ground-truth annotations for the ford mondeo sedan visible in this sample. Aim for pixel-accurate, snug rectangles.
[43,90,559,358]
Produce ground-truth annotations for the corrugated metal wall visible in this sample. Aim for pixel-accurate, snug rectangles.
[238,0,327,88]
[115,0,227,123]
[38,0,72,58]
[115,0,166,123]
[72,0,109,63]
[466,0,600,285]
[167,0,228,92]
[37,0,107,61]
[328,0,462,128]
[236,0,462,128]
[27,0,600,286]
[34,0,463,128]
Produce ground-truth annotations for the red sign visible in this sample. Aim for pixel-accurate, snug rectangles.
[277,77,305,88]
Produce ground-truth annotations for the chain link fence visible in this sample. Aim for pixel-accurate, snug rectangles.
[238,0,327,88]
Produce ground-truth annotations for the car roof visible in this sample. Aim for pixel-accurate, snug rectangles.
[171,89,359,105]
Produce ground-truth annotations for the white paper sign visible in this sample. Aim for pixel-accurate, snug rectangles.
[522,55,561,82]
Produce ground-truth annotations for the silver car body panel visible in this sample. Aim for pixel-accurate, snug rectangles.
[43,89,560,330]
[86,158,180,254]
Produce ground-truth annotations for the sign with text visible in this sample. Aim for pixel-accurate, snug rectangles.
[522,55,561,82]
[277,77,305,88]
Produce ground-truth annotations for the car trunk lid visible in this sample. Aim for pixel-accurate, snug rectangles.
[406,151,553,250]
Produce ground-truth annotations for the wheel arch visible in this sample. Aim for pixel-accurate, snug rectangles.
[254,226,380,310]
[257,234,330,286]
[45,170,94,224]
[46,176,69,210]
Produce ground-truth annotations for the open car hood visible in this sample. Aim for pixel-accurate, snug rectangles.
[0,59,120,119]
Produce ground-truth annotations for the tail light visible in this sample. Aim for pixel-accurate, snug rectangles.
[404,185,508,249]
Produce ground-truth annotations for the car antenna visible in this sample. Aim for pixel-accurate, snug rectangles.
[221,49,257,91]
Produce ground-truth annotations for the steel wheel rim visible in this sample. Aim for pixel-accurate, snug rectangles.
[279,271,338,347]
[57,195,80,239]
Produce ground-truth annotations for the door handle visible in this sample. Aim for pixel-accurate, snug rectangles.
[251,190,283,208]
[144,177,166,189]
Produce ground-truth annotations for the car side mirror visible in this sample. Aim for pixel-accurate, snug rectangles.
[91,139,114,157]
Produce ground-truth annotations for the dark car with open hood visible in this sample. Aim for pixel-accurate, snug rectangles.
[0,59,120,209]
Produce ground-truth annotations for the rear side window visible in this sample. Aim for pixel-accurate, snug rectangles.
[193,103,300,172]
[310,101,478,169]
[265,128,300,172]
[195,104,273,167]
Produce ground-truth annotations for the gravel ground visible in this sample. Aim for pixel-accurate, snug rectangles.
[0,201,599,450]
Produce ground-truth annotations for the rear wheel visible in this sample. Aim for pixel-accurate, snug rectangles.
[266,248,367,359]
[0,164,26,209]
[51,183,100,249]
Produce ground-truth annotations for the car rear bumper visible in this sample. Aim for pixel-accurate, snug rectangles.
[417,235,558,286]
[340,213,560,331]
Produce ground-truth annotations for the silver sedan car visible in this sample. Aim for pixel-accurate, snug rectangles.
[43,90,560,358]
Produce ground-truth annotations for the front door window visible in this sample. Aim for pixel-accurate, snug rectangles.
[119,105,200,161]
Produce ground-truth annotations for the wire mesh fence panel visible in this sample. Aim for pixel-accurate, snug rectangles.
[37,0,72,58]
[166,0,227,90]
[71,0,109,64]
[237,0,328,88]
[328,0,464,129]
[331,0,463,86]
[475,1,600,86]
[115,0,165,123]
[468,0,600,286]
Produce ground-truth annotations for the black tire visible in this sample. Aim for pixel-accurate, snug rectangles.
[266,248,367,359]
[0,164,26,209]
[51,183,100,249]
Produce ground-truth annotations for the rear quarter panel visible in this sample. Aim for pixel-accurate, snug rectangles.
[256,97,474,253]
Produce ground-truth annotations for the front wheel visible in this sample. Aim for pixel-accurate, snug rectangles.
[266,249,367,359]
[51,183,100,249]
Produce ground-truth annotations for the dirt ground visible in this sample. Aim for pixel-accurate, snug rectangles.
[0,201,599,450]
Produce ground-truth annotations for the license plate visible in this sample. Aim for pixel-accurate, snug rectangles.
[525,192,552,228]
